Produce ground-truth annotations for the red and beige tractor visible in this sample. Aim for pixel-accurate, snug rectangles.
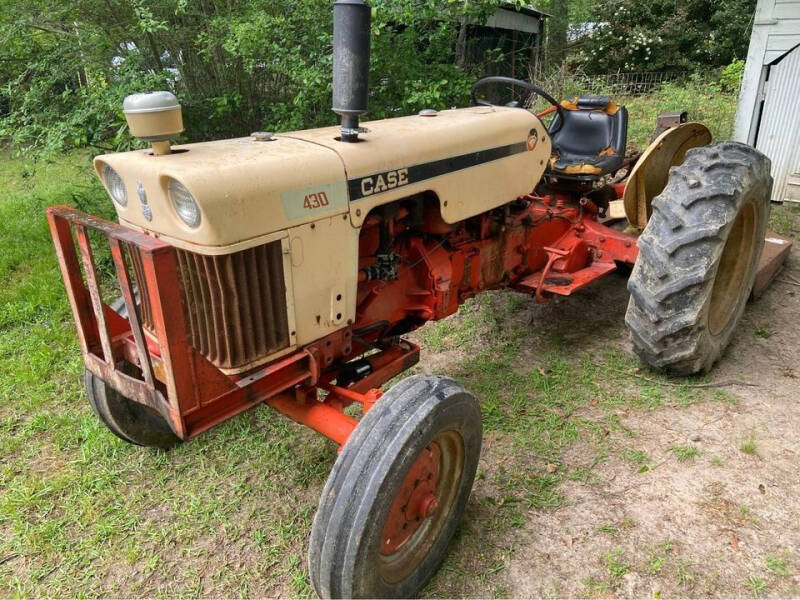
[47,2,776,597]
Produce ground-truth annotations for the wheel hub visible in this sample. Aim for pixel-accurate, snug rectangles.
[380,441,441,555]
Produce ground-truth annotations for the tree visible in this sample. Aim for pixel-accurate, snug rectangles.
[0,0,520,153]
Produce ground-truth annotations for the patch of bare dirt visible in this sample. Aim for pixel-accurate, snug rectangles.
[500,248,800,597]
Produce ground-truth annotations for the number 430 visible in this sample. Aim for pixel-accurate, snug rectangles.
[303,192,329,210]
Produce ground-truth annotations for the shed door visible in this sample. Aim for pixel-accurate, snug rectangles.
[755,44,800,203]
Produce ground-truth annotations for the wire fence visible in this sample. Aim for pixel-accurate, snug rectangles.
[528,66,718,101]
[575,71,695,96]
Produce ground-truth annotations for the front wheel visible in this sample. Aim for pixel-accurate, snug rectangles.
[84,367,181,449]
[625,141,772,375]
[84,297,181,450]
[308,375,482,598]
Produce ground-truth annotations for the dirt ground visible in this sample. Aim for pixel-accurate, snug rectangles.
[422,243,800,598]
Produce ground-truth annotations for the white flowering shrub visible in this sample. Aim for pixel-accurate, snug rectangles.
[573,0,755,74]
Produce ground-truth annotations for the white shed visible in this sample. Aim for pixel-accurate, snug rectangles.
[734,0,800,203]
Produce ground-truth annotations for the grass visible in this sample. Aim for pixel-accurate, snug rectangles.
[597,518,635,537]
[0,86,750,597]
[740,431,758,455]
[676,559,697,589]
[668,444,701,462]
[619,80,739,152]
[747,574,767,598]
[770,202,800,241]
[603,548,631,581]
[765,553,791,577]
[754,326,774,339]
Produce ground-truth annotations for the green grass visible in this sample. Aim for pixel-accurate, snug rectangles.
[770,203,800,241]
[754,326,774,339]
[0,153,335,596]
[765,553,791,577]
[740,430,758,455]
[747,574,768,598]
[740,442,757,455]
[604,547,631,581]
[619,80,739,152]
[668,444,701,462]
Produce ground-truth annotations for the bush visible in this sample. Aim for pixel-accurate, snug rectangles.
[0,0,510,154]
[720,59,746,93]
[573,0,755,73]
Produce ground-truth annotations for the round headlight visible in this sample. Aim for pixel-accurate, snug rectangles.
[168,178,201,228]
[102,164,127,206]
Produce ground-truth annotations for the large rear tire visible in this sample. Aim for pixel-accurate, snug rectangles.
[625,141,772,375]
[308,375,482,598]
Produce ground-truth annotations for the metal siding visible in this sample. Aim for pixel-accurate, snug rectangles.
[766,33,800,61]
[486,9,540,33]
[774,0,800,20]
[755,45,800,201]
[733,0,800,140]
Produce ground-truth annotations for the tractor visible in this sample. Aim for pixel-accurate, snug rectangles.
[46,1,773,597]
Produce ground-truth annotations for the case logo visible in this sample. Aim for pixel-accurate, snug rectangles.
[359,168,409,197]
[526,128,538,151]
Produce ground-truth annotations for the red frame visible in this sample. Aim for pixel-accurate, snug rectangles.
[47,206,415,444]
[48,189,638,447]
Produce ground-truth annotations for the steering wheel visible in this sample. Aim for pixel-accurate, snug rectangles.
[470,76,565,134]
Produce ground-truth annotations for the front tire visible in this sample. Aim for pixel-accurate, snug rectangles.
[83,297,180,449]
[84,367,181,449]
[308,375,482,598]
[625,141,772,375]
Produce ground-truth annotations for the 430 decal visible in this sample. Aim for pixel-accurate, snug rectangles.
[303,191,330,210]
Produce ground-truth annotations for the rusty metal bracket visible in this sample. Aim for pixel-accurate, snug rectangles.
[535,247,569,304]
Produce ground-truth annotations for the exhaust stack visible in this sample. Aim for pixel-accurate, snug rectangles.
[332,0,371,142]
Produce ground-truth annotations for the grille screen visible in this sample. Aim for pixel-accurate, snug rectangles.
[175,241,291,371]
[124,240,290,372]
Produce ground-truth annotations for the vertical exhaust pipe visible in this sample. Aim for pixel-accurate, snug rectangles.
[332,0,371,142]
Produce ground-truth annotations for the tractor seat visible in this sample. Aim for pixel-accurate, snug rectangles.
[547,96,628,178]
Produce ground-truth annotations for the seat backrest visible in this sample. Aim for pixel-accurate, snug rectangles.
[550,96,628,160]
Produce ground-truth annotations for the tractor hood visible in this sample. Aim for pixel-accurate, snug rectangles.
[95,105,548,253]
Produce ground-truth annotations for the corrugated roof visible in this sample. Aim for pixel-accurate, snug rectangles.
[500,3,551,19]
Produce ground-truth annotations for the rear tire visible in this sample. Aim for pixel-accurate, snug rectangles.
[308,375,482,598]
[625,141,772,375]
[84,298,180,449]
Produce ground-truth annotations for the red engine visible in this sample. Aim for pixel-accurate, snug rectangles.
[353,191,639,346]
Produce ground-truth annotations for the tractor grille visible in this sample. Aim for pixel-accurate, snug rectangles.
[174,242,291,371]
[126,240,291,372]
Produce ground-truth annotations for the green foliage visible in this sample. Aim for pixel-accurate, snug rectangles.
[574,0,756,73]
[721,59,746,93]
[0,0,516,154]
[1,0,758,154]
[765,553,791,577]
[668,444,700,462]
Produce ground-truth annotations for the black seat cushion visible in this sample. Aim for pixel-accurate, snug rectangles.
[548,97,628,177]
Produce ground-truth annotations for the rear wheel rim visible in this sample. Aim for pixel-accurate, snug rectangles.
[378,430,464,584]
[708,198,758,336]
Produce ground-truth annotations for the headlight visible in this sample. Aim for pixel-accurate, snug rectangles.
[168,178,201,228]
[102,164,127,206]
